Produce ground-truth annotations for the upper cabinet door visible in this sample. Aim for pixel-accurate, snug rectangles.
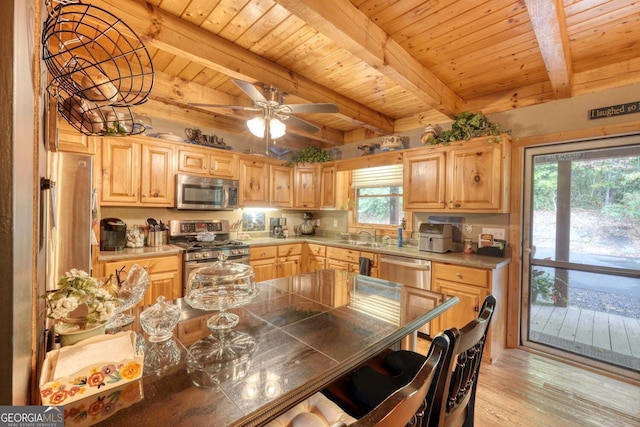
[403,151,446,210]
[269,164,293,208]
[101,139,140,204]
[446,142,502,210]
[294,164,320,209]
[140,143,174,206]
[239,158,269,206]
[320,164,336,208]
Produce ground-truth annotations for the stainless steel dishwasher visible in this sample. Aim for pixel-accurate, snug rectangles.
[379,254,432,344]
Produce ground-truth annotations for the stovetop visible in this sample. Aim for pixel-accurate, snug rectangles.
[169,219,249,261]
[172,239,248,251]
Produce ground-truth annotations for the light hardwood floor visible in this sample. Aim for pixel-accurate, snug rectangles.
[471,349,638,427]
[417,340,639,426]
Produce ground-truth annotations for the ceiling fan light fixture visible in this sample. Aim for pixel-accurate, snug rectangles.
[270,118,286,139]
[247,116,265,137]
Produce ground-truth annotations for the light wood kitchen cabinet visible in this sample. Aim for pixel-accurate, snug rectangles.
[250,244,301,281]
[359,250,379,278]
[177,146,237,179]
[403,151,446,210]
[294,164,321,209]
[320,164,336,208]
[277,244,302,278]
[55,120,97,154]
[239,156,270,207]
[325,246,378,277]
[101,137,174,206]
[303,243,326,273]
[431,261,507,363]
[269,164,294,208]
[103,254,182,307]
[403,136,511,212]
[249,246,278,282]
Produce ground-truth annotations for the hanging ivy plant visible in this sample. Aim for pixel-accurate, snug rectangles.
[424,111,512,145]
[284,145,331,167]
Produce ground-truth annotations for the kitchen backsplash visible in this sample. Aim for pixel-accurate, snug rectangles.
[101,207,508,246]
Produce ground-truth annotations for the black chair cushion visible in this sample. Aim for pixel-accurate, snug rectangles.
[351,350,426,411]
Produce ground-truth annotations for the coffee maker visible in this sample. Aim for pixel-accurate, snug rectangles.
[270,217,287,238]
[100,218,127,251]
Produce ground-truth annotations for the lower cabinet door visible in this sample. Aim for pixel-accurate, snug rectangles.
[431,280,486,333]
[250,258,277,282]
[278,255,301,278]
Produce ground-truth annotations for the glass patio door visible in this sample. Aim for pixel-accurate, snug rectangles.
[521,135,640,376]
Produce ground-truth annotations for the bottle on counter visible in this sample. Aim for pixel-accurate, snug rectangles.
[397,227,403,247]
[463,238,473,254]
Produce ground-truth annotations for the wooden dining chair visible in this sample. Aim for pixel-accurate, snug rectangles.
[348,334,449,427]
[429,294,496,427]
[264,335,448,427]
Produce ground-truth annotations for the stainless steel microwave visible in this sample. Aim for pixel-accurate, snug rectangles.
[175,174,239,210]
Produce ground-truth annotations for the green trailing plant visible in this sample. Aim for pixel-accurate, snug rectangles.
[423,111,511,145]
[103,121,129,136]
[284,145,331,167]
[531,268,568,305]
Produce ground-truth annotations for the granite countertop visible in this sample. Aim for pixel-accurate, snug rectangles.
[247,236,511,269]
[97,245,182,262]
[97,237,510,269]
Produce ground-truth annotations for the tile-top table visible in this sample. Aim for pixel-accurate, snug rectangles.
[67,269,458,427]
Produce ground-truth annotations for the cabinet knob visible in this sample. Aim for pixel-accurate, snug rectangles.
[456,272,462,278]
[474,305,479,312]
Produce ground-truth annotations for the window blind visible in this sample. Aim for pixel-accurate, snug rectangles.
[352,164,403,188]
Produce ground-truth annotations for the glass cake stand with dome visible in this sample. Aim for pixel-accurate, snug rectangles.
[184,254,259,387]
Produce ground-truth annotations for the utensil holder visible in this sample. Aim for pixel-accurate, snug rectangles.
[147,231,164,247]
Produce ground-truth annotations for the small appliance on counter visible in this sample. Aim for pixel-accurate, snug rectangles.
[100,218,127,251]
[269,217,287,238]
[418,223,453,253]
[300,212,316,235]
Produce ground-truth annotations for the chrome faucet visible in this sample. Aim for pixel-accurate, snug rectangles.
[358,228,376,243]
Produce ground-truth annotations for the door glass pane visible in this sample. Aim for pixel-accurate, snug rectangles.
[532,146,640,265]
[526,141,640,374]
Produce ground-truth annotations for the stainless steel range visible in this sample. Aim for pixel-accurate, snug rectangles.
[168,219,250,293]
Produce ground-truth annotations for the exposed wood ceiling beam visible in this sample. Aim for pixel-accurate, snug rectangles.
[94,0,395,136]
[524,0,573,98]
[274,0,461,119]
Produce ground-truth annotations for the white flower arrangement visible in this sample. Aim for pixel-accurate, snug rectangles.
[45,269,121,328]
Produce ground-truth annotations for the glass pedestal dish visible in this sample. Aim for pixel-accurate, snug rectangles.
[183,255,259,388]
[105,264,150,332]
[140,296,181,343]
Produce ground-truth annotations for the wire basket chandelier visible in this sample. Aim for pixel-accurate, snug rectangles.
[42,0,154,136]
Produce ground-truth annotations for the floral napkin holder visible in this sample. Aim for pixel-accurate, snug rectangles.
[39,331,144,406]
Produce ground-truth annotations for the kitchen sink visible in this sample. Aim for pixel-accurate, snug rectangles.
[334,239,366,245]
[334,240,381,248]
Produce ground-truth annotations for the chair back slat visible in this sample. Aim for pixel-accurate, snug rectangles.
[431,295,497,427]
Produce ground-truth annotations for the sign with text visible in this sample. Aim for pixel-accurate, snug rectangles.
[589,101,640,120]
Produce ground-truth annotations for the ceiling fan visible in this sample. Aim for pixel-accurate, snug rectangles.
[189,79,339,138]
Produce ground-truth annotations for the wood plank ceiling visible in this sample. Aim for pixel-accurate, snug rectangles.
[82,0,640,147]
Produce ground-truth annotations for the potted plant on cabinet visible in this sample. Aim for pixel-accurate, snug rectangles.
[422,111,512,145]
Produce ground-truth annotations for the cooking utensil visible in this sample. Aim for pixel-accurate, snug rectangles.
[147,218,159,230]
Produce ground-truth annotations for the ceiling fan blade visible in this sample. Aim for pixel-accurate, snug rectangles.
[279,103,339,114]
[188,103,259,111]
[233,79,268,103]
[282,115,321,133]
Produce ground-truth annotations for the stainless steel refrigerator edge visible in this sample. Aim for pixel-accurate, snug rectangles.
[46,152,95,290]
